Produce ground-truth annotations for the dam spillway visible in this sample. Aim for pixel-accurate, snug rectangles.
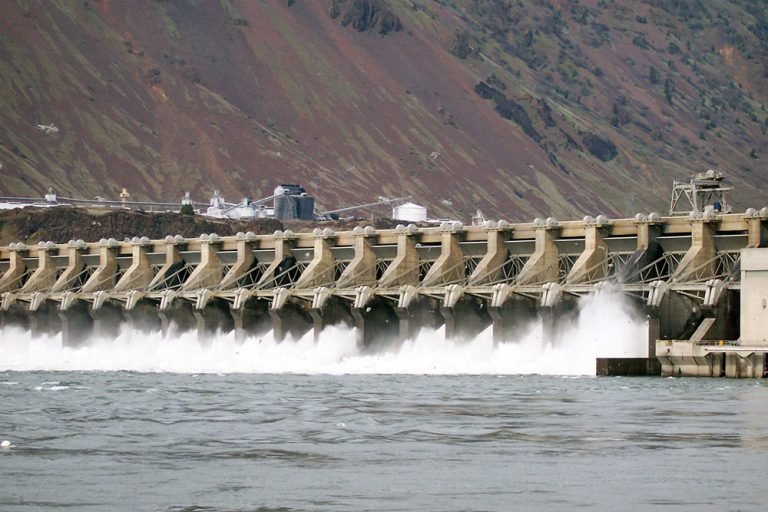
[1,211,767,377]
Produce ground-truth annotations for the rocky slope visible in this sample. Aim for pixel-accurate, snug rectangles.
[0,207,282,246]
[1,0,766,221]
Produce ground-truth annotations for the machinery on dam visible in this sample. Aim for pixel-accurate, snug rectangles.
[0,184,416,222]
[1,207,767,377]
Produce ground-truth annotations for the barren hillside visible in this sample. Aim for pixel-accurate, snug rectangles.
[1,0,766,221]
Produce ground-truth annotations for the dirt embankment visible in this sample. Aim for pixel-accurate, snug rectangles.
[0,207,284,245]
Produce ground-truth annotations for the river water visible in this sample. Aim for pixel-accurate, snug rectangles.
[1,290,767,511]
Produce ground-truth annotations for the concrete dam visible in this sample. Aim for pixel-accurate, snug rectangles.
[1,211,767,377]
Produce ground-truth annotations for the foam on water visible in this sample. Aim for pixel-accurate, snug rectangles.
[0,288,647,375]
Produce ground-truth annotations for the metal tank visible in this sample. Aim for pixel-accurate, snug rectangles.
[274,184,315,221]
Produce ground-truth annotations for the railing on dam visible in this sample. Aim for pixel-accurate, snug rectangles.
[1,210,767,376]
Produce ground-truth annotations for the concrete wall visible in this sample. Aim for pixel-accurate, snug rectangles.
[740,248,768,345]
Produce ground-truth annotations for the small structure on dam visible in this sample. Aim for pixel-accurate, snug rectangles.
[0,207,767,377]
[669,169,733,216]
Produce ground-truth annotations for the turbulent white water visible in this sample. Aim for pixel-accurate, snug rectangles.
[0,289,647,375]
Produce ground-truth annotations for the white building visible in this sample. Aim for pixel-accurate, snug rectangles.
[393,201,427,222]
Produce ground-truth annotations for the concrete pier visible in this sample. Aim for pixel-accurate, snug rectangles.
[1,211,767,376]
